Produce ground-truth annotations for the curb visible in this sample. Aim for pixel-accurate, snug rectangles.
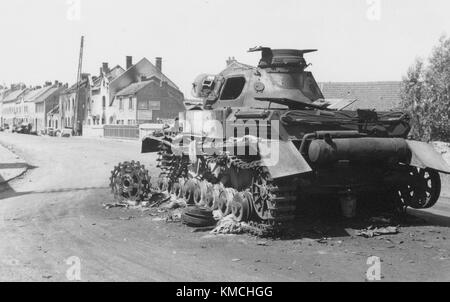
[0,144,29,185]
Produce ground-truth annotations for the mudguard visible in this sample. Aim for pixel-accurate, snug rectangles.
[406,140,450,174]
[141,136,166,153]
[258,140,312,179]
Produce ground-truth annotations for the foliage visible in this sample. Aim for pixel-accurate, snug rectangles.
[401,35,450,142]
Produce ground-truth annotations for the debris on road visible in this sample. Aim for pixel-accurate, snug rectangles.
[166,210,182,223]
[211,215,245,235]
[356,226,399,238]
[103,203,127,209]
[164,198,187,210]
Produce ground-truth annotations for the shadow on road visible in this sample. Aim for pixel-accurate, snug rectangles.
[277,200,450,240]
[0,184,109,201]
[0,163,37,183]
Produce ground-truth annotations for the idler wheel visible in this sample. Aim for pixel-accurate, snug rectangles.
[110,161,151,202]
[396,167,441,210]
[217,188,236,216]
[231,191,253,222]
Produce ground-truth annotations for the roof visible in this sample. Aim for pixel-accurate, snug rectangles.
[22,86,52,103]
[220,60,255,76]
[109,58,180,105]
[93,65,125,88]
[319,81,402,111]
[47,104,60,115]
[63,78,90,94]
[34,87,61,103]
[115,80,153,97]
[2,89,27,103]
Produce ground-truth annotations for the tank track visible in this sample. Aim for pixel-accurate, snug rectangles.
[155,145,298,234]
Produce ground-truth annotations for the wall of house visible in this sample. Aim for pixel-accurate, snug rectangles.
[44,92,60,129]
[59,92,75,130]
[88,77,109,126]
[35,102,46,131]
[107,95,137,125]
[2,101,16,126]
[135,82,184,123]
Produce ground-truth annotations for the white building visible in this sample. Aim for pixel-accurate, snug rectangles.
[87,63,124,126]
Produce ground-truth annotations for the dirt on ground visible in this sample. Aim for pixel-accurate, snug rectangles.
[1,132,450,281]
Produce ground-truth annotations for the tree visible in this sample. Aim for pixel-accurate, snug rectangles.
[401,35,450,142]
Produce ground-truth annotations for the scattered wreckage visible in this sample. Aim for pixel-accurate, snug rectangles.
[109,47,450,234]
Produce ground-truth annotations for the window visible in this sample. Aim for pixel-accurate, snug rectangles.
[119,98,124,110]
[220,77,246,100]
[129,97,133,110]
[102,96,106,108]
[138,99,148,110]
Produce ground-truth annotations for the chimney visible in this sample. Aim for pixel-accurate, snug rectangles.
[102,62,109,74]
[226,56,236,66]
[155,57,162,72]
[126,56,133,70]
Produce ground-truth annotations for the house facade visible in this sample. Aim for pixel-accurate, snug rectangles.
[106,56,184,125]
[59,74,91,135]
[1,88,28,127]
[87,64,124,126]
[34,86,63,133]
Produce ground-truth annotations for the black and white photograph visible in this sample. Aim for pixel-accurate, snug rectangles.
[1,0,450,286]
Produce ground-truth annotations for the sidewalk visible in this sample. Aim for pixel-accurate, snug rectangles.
[0,144,28,184]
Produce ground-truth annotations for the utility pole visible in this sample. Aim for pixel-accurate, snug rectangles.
[74,35,84,135]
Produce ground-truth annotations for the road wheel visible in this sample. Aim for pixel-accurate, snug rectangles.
[395,167,441,210]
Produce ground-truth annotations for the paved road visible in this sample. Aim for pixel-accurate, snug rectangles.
[1,132,450,281]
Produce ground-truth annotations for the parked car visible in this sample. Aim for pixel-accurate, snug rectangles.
[61,128,72,138]
[45,127,57,136]
[13,124,31,134]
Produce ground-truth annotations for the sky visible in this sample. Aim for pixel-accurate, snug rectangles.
[0,0,449,96]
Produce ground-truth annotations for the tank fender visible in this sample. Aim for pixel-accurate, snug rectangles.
[141,135,184,155]
[258,140,312,179]
[406,140,450,174]
[141,136,166,153]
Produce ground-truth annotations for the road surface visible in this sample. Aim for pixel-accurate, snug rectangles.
[1,132,450,281]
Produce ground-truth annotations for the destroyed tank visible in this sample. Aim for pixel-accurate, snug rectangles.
[110,47,450,229]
